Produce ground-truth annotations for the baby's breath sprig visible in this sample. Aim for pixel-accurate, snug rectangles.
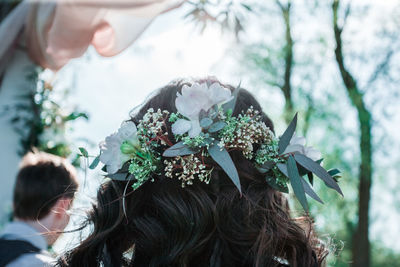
[138,108,173,147]
[218,107,274,160]
[164,154,210,187]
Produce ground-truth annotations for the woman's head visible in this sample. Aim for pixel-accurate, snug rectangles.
[60,78,327,267]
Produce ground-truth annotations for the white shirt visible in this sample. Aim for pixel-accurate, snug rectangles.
[0,221,55,267]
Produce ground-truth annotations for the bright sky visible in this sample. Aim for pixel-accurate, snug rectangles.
[51,1,400,255]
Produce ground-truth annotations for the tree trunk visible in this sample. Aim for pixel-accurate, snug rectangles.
[277,0,294,123]
[332,1,373,266]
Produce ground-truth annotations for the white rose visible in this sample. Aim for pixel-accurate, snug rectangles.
[172,82,232,137]
[118,121,139,146]
[283,133,322,161]
[99,121,138,174]
[208,82,233,105]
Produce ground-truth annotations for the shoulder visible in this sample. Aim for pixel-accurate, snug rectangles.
[6,251,56,267]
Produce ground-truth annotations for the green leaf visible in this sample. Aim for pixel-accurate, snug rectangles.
[199,109,208,121]
[208,143,241,193]
[107,172,131,181]
[328,168,341,177]
[294,154,343,196]
[287,155,308,211]
[200,118,213,128]
[257,161,275,174]
[163,141,198,157]
[278,113,298,154]
[79,147,89,157]
[89,156,100,169]
[328,168,341,182]
[257,167,267,174]
[300,177,323,204]
[208,121,227,133]
[277,163,288,177]
[266,176,289,193]
[298,158,322,176]
[105,163,130,180]
[65,112,89,122]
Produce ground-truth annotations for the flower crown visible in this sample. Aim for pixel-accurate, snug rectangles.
[90,82,342,211]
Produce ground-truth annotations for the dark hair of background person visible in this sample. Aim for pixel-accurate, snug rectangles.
[58,78,328,267]
[13,151,78,220]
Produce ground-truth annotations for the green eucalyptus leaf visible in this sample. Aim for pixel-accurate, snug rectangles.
[301,177,323,204]
[287,156,308,211]
[163,141,198,157]
[89,156,100,169]
[257,167,268,174]
[105,162,131,180]
[208,144,241,193]
[203,137,214,146]
[328,168,341,177]
[79,147,89,157]
[328,168,341,182]
[106,172,130,181]
[200,118,213,128]
[278,113,298,154]
[199,109,208,121]
[294,154,343,196]
[208,121,227,133]
[266,176,289,193]
[106,172,129,181]
[261,161,274,171]
[257,161,275,174]
[298,158,322,176]
[277,163,288,177]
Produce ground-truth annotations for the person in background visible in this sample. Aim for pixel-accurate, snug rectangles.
[0,151,79,267]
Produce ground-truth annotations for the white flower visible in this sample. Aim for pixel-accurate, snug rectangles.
[283,133,322,161]
[172,82,232,137]
[118,121,139,145]
[99,121,138,174]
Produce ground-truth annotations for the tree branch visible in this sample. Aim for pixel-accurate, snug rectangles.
[332,1,373,266]
[365,48,394,88]
[276,0,294,122]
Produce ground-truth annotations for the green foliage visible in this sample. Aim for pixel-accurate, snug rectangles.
[5,68,89,164]
[163,141,199,157]
[371,242,400,267]
[278,113,297,154]
[208,143,241,193]
[287,155,308,211]
[237,0,400,263]
[79,147,89,157]
[129,156,158,191]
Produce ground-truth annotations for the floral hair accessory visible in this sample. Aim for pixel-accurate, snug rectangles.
[87,82,342,211]
[172,82,232,137]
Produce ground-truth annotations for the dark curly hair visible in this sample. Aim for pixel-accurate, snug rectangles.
[58,78,328,267]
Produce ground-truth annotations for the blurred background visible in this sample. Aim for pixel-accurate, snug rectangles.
[0,0,399,266]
